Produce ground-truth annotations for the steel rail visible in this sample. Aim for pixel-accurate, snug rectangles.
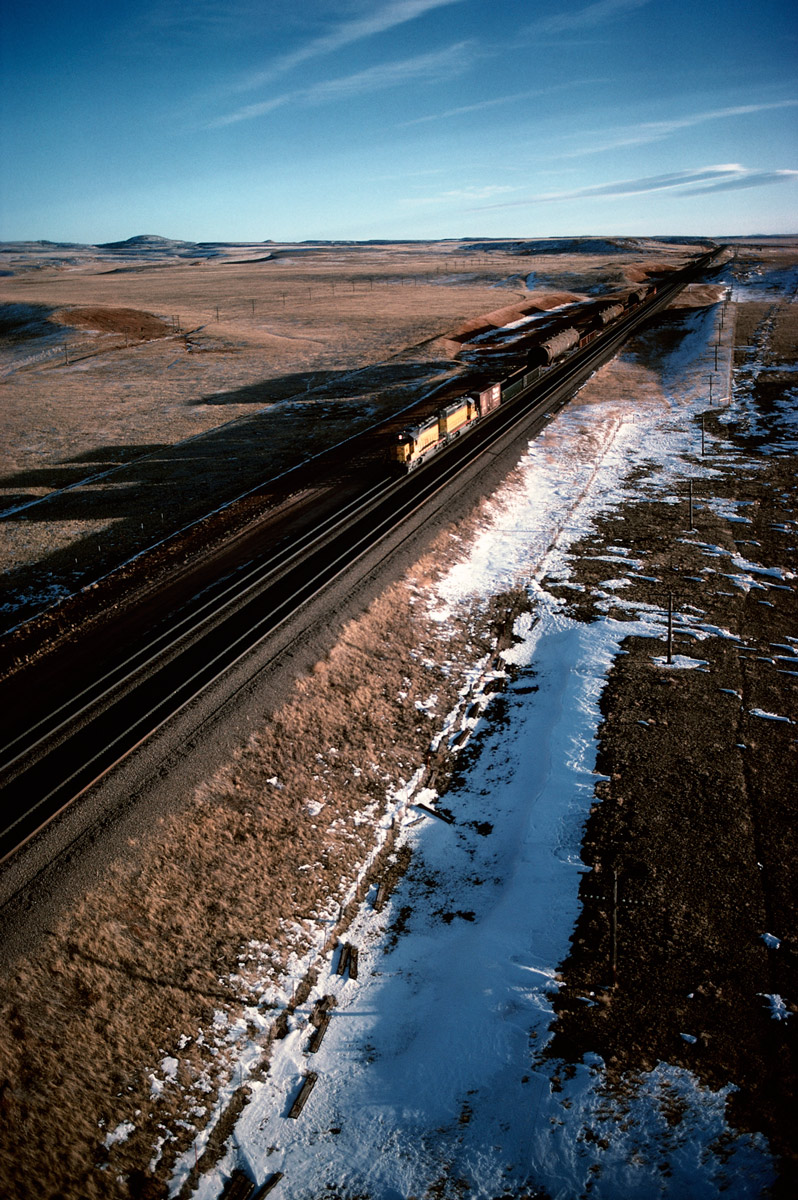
[0,249,721,864]
[1,355,565,834]
[0,404,530,871]
[0,477,392,775]
[0,406,531,862]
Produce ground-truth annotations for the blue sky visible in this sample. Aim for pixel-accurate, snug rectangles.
[1,0,796,242]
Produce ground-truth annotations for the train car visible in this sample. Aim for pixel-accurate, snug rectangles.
[390,395,481,471]
[438,396,477,437]
[479,382,502,414]
[389,252,717,474]
[500,366,526,403]
[527,326,579,369]
[391,294,632,471]
[597,303,624,327]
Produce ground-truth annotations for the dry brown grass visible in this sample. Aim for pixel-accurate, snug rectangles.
[0,240,700,596]
[54,306,173,340]
[0,505,522,1199]
[0,236,728,1197]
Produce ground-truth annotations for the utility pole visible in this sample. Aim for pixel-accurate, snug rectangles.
[611,868,619,985]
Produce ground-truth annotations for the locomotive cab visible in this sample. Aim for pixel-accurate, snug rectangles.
[390,413,440,470]
[390,429,417,468]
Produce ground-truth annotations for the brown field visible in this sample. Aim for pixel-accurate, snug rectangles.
[0,237,795,1199]
[0,238,698,630]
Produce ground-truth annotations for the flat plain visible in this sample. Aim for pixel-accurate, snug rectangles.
[0,236,697,633]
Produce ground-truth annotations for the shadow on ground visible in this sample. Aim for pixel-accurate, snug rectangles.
[0,359,456,631]
[198,360,452,406]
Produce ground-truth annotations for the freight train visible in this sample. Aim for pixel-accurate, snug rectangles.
[389,283,659,471]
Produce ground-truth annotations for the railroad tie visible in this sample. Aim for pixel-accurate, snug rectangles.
[415,801,454,824]
[336,942,351,976]
[220,1168,257,1200]
[310,993,336,1025]
[287,1072,318,1118]
[334,941,359,980]
[308,1012,331,1053]
[251,1172,284,1198]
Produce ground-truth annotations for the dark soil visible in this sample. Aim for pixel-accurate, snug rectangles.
[543,304,798,1194]
[55,306,172,339]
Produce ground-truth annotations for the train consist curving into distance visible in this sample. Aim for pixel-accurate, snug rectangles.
[389,284,657,472]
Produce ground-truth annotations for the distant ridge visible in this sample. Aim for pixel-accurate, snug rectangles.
[98,234,174,246]
[92,235,281,261]
[95,234,213,257]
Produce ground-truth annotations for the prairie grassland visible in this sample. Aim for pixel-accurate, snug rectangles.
[0,511,526,1200]
[2,237,764,1198]
[0,240,696,607]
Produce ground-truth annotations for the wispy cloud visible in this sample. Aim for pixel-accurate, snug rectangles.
[565,99,798,156]
[235,0,466,91]
[402,183,519,206]
[680,169,798,196]
[473,164,798,209]
[210,42,474,128]
[145,1,264,38]
[526,0,652,37]
[398,78,609,127]
[399,89,543,127]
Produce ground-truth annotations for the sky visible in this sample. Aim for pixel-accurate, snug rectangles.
[1,0,796,243]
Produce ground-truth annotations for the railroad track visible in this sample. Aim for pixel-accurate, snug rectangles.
[0,248,722,875]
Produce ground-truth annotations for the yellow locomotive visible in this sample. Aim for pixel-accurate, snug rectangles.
[390,395,479,470]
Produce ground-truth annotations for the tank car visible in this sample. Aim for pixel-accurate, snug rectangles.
[526,326,579,369]
[597,303,624,327]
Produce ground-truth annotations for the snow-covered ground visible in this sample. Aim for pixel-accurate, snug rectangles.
[161,279,795,1199]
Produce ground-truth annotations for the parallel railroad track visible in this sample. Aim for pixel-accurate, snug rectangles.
[0,248,723,872]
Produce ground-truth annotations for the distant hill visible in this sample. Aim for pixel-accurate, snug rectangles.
[462,237,652,256]
[95,234,222,258]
